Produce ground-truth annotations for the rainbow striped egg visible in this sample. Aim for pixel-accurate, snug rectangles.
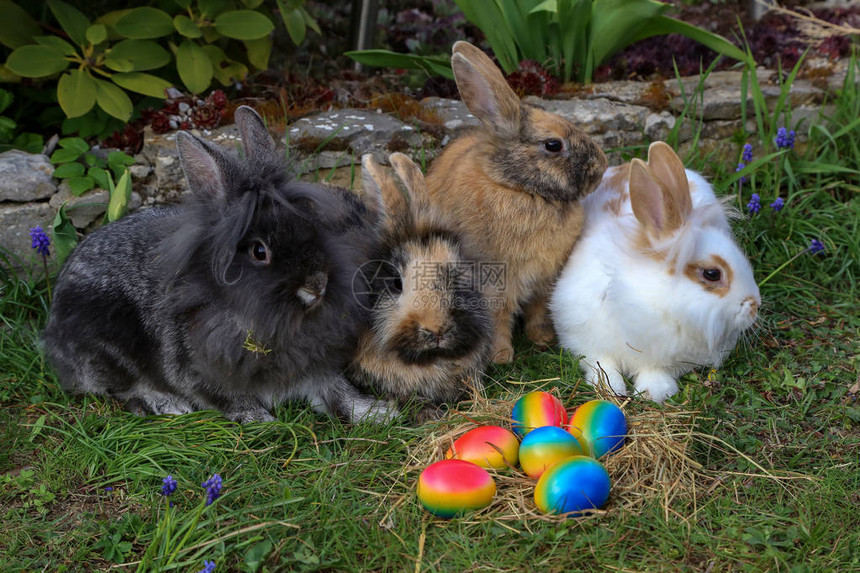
[568,400,627,459]
[445,425,519,470]
[417,459,496,518]
[511,391,569,437]
[519,425,590,479]
[534,456,611,515]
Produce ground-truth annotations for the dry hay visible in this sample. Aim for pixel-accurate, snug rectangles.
[378,378,809,526]
[764,1,860,43]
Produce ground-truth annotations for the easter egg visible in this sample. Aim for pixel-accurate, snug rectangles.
[568,400,627,459]
[445,426,519,470]
[417,459,496,518]
[519,426,590,479]
[534,456,611,515]
[511,391,569,437]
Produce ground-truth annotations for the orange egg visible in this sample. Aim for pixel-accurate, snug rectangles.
[445,425,519,470]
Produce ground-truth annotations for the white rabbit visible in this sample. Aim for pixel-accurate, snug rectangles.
[549,142,761,402]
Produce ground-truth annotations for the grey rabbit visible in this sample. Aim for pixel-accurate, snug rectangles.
[42,106,397,424]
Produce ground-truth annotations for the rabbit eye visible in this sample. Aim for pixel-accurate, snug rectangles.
[702,268,722,282]
[249,241,271,265]
[543,139,563,153]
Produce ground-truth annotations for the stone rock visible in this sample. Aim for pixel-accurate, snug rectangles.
[0,150,56,202]
[418,97,480,132]
[0,201,56,268]
[49,181,142,228]
[525,96,650,135]
[644,111,677,141]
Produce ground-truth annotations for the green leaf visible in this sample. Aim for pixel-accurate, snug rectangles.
[51,204,78,264]
[301,7,321,35]
[344,50,454,80]
[281,6,306,45]
[0,88,13,114]
[242,0,265,9]
[199,0,228,18]
[176,39,213,94]
[244,36,271,70]
[48,0,90,48]
[173,14,203,38]
[58,137,90,154]
[172,0,192,9]
[50,147,82,164]
[588,0,668,71]
[53,161,85,178]
[13,132,43,153]
[635,15,748,64]
[202,45,248,86]
[94,78,133,121]
[454,0,518,73]
[86,24,107,45]
[105,39,171,71]
[57,70,97,118]
[88,166,110,189]
[107,168,132,222]
[5,45,70,78]
[34,35,77,56]
[111,72,173,98]
[0,0,42,49]
[115,7,174,39]
[67,175,95,196]
[214,10,274,40]
[107,150,134,169]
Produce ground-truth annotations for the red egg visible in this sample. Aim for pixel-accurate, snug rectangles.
[417,459,496,518]
[445,425,520,470]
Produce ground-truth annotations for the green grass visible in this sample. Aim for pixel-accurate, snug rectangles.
[2,57,859,572]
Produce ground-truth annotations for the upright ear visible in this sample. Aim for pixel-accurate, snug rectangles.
[234,105,275,163]
[389,152,430,220]
[646,142,692,220]
[629,158,689,239]
[451,41,521,138]
[176,132,231,203]
[361,154,410,234]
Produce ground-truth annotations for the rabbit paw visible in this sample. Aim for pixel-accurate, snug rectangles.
[491,338,514,364]
[634,371,678,404]
[583,360,627,396]
[349,398,400,424]
[125,390,195,417]
[525,319,555,347]
[224,408,276,424]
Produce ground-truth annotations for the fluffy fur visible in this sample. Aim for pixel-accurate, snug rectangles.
[348,153,493,416]
[43,106,395,423]
[549,142,761,402]
[425,41,607,363]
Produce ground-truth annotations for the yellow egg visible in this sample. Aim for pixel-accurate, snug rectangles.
[445,425,520,470]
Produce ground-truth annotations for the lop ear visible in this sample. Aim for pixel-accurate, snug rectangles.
[646,142,692,220]
[361,154,410,234]
[629,158,689,239]
[389,152,430,220]
[451,41,521,138]
[176,131,231,203]
[234,105,275,163]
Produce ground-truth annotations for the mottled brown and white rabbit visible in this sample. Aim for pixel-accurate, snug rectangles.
[348,153,493,416]
[424,41,608,363]
[549,142,761,402]
[42,106,396,424]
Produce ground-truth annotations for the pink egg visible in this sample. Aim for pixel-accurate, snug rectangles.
[445,425,520,470]
[417,459,496,518]
[511,391,569,437]
[519,425,590,479]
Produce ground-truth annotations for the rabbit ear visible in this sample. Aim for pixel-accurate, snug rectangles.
[234,105,274,163]
[451,41,520,138]
[629,158,689,239]
[176,131,231,202]
[389,152,430,220]
[646,142,692,220]
[361,154,410,233]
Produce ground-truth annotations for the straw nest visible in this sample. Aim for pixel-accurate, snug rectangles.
[378,378,777,524]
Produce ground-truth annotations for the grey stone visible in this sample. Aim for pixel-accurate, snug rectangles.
[644,112,677,141]
[0,150,56,202]
[0,201,56,268]
[525,96,650,134]
[419,97,480,132]
[48,182,142,228]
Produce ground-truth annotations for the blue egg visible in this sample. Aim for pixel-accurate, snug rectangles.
[534,456,611,515]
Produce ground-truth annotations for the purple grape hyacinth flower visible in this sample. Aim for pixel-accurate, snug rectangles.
[202,474,222,506]
[746,193,761,214]
[770,197,785,212]
[198,560,216,573]
[808,239,825,254]
[735,162,748,184]
[161,475,177,497]
[742,143,753,163]
[775,127,796,149]
[29,226,50,257]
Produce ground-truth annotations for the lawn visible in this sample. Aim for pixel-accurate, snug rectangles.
[1,60,858,572]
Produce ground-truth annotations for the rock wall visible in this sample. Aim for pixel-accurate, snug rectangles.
[1,61,850,275]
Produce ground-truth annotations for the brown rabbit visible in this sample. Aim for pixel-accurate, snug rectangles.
[425,41,608,363]
[348,153,494,418]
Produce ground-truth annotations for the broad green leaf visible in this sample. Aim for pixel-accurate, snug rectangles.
[199,0,228,18]
[176,39,213,94]
[172,0,192,9]
[244,36,271,69]
[50,147,83,164]
[281,7,305,45]
[0,88,12,114]
[344,50,454,80]
[0,0,42,49]
[51,204,78,263]
[34,35,77,56]
[589,0,668,71]
[301,7,321,35]
[58,136,89,154]
[107,168,131,222]
[242,0,265,9]
[635,15,748,64]
[111,72,173,98]
[48,0,90,47]
[53,161,85,178]
[0,64,20,82]
[115,7,174,39]
[94,78,133,121]
[13,132,43,153]
[530,0,557,12]
[94,9,132,39]
[5,45,70,77]
[173,15,203,38]
[105,39,171,71]
[107,150,134,168]
[214,10,274,40]
[67,175,95,196]
[202,44,248,85]
[88,166,110,189]
[57,69,97,118]
[86,24,107,45]
[454,1,518,73]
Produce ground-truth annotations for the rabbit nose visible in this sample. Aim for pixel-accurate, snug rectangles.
[744,296,759,318]
[297,272,328,308]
